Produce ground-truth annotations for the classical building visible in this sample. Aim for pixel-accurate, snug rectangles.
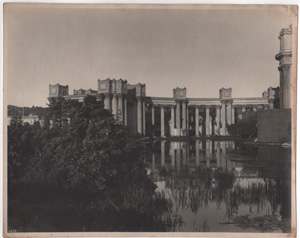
[49,79,276,137]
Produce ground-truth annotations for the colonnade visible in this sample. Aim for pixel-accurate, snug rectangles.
[103,93,128,126]
[150,102,270,137]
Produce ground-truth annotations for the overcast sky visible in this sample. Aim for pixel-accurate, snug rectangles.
[4,4,293,107]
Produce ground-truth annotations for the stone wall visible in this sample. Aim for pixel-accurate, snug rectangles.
[257,109,291,143]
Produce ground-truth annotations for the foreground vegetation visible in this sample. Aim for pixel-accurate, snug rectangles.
[8,96,172,232]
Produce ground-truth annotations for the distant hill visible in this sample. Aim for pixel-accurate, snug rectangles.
[7,105,48,119]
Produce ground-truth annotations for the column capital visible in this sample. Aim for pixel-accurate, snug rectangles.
[104,93,111,97]
[205,105,210,109]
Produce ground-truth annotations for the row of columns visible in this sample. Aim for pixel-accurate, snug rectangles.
[104,93,127,126]
[153,103,266,137]
[137,97,146,135]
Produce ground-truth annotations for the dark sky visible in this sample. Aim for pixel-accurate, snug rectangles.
[4,4,293,107]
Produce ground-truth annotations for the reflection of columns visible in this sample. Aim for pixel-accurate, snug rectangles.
[205,106,210,136]
[170,142,175,168]
[221,141,226,155]
[152,153,155,174]
[227,100,232,125]
[142,100,146,135]
[195,107,199,137]
[160,106,165,137]
[221,101,226,135]
[104,93,111,110]
[176,101,181,136]
[176,144,181,171]
[182,101,187,136]
[216,141,221,168]
[124,97,127,126]
[118,95,123,124]
[170,106,175,136]
[195,140,199,167]
[137,97,142,134]
[182,142,187,166]
[206,141,211,168]
[161,141,165,166]
[231,106,235,124]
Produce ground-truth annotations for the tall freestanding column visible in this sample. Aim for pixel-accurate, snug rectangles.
[142,100,146,135]
[137,97,142,135]
[195,107,199,137]
[176,101,181,136]
[124,97,127,126]
[160,106,165,137]
[205,106,210,136]
[182,101,187,136]
[221,101,226,135]
[276,26,293,109]
[104,93,111,110]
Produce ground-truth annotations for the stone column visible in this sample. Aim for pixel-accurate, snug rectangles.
[160,106,165,137]
[137,97,142,134]
[182,101,187,136]
[231,106,235,124]
[221,101,226,135]
[269,99,274,109]
[253,106,257,112]
[176,101,181,136]
[170,106,175,136]
[227,100,232,125]
[124,97,127,126]
[142,100,146,135]
[112,94,118,117]
[170,142,175,168]
[104,93,111,110]
[205,106,210,136]
[118,94,123,124]
[195,106,199,137]
[186,107,189,136]
[242,106,246,112]
[216,106,221,135]
[195,140,200,167]
[151,105,155,136]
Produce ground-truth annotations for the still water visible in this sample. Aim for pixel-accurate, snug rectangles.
[147,140,291,232]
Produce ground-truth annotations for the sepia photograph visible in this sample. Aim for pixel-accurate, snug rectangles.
[2,3,297,237]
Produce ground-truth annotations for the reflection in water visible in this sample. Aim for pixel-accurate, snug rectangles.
[149,140,291,232]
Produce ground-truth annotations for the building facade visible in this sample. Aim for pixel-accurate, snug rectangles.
[49,80,276,137]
